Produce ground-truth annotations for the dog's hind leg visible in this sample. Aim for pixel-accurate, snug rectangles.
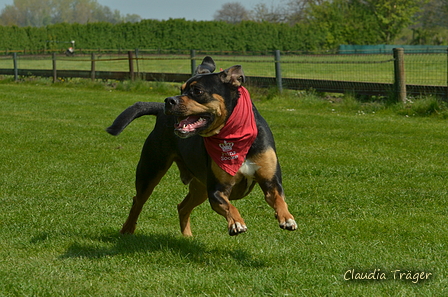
[177,179,208,236]
[120,168,169,234]
[120,148,174,234]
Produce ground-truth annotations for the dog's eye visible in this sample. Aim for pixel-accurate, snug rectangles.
[191,87,203,96]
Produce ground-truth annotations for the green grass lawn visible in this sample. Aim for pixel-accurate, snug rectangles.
[0,81,447,296]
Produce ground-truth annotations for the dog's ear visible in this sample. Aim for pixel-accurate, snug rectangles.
[195,56,216,74]
[219,65,245,87]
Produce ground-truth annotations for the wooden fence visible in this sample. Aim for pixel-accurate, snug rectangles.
[1,49,447,101]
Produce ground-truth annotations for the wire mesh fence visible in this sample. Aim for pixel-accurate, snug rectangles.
[0,48,447,98]
[403,50,447,86]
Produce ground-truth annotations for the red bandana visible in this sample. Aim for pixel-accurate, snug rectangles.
[203,86,258,176]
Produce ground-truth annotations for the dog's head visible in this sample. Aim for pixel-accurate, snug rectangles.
[164,56,245,138]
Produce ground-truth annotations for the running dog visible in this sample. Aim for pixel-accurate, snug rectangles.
[107,56,297,236]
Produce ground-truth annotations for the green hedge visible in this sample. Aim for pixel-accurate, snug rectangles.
[0,19,329,53]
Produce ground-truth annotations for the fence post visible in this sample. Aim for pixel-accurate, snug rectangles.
[393,48,406,102]
[52,52,57,83]
[135,48,140,77]
[13,53,18,81]
[128,51,134,81]
[275,50,283,93]
[90,53,95,81]
[191,49,196,75]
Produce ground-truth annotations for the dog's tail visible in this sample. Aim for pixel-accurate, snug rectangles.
[106,102,164,136]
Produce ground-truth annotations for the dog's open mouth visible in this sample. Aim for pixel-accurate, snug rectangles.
[175,115,211,137]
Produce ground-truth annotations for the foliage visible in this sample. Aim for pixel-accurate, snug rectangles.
[306,0,379,47]
[305,0,425,46]
[0,0,141,27]
[251,2,289,23]
[0,19,328,52]
[213,2,251,24]
[395,96,448,117]
[409,26,448,45]
[1,0,443,52]
[425,0,448,26]
[361,0,424,43]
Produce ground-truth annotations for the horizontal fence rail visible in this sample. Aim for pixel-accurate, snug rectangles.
[0,48,447,100]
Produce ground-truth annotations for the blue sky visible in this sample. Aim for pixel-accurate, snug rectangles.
[0,0,284,21]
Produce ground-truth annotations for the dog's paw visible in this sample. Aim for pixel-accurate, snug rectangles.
[120,222,137,235]
[228,222,247,236]
[279,218,297,231]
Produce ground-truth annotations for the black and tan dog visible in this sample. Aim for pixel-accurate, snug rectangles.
[107,56,297,236]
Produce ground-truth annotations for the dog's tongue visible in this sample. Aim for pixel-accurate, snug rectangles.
[176,116,205,132]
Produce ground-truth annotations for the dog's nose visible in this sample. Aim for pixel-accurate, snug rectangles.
[164,97,179,115]
[165,97,179,107]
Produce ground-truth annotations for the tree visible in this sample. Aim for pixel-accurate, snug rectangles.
[123,14,141,23]
[50,0,124,24]
[417,0,448,28]
[251,2,288,23]
[407,0,448,45]
[304,0,425,46]
[357,0,424,43]
[0,0,141,26]
[0,0,53,27]
[246,0,317,24]
[285,0,325,24]
[306,0,380,47]
[213,2,251,24]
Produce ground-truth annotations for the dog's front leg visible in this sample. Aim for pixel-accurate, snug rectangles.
[252,148,298,231]
[208,161,247,236]
[260,183,298,231]
[208,188,247,236]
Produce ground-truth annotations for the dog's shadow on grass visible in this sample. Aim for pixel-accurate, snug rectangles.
[56,229,266,268]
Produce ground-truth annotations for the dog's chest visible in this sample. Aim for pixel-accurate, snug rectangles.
[226,159,259,199]
[239,159,259,178]
[239,159,259,193]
